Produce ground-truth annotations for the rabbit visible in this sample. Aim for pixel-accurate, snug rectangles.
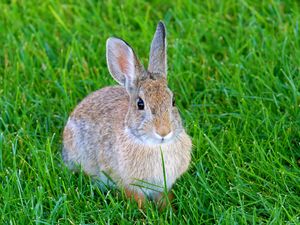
[62,21,192,208]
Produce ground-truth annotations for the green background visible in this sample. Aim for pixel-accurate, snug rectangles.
[1,0,300,224]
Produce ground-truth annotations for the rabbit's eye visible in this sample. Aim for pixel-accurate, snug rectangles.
[172,96,176,106]
[137,97,144,110]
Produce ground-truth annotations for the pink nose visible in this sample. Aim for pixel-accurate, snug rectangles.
[156,126,171,137]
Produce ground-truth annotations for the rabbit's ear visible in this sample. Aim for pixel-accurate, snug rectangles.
[106,37,144,90]
[148,21,167,77]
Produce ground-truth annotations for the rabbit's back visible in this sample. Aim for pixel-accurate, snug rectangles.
[62,86,129,177]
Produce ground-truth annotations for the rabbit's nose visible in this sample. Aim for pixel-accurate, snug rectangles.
[155,126,172,138]
[154,111,172,138]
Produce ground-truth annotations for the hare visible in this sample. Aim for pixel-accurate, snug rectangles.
[62,22,192,208]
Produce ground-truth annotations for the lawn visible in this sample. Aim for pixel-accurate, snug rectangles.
[1,0,300,224]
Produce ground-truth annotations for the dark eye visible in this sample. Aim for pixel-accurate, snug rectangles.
[172,96,175,106]
[137,97,144,110]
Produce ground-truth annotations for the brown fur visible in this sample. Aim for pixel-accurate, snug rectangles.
[125,188,146,209]
[62,22,192,209]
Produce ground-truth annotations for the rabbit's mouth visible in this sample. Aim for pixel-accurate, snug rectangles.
[140,133,175,146]
[153,131,173,143]
[124,127,175,146]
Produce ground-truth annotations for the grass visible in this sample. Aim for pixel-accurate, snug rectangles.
[1,0,300,224]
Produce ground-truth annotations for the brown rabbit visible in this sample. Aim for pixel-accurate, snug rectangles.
[62,22,192,208]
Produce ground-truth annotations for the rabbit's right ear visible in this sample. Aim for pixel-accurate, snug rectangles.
[106,37,144,90]
[148,21,167,77]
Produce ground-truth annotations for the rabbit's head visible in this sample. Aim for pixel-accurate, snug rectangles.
[106,22,184,145]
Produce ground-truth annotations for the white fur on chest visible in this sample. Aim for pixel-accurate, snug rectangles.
[118,141,188,198]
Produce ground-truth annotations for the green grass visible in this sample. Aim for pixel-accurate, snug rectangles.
[1,0,300,224]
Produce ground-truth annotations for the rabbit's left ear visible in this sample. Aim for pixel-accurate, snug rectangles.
[148,21,167,78]
[106,37,145,91]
